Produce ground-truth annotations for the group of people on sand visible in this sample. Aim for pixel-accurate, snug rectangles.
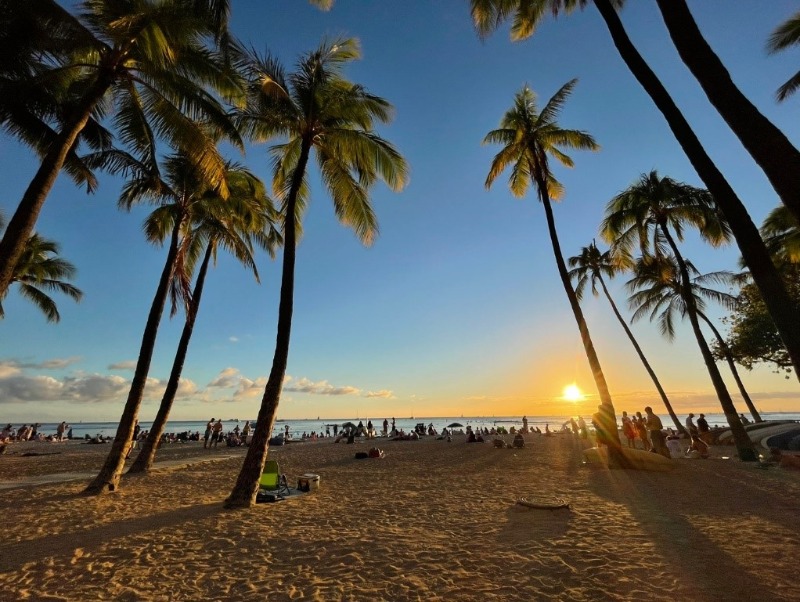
[203,418,253,449]
[1,422,66,443]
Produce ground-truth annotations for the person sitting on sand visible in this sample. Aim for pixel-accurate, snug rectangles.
[771,448,800,470]
[697,414,712,445]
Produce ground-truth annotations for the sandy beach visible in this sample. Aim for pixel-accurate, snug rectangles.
[0,434,798,601]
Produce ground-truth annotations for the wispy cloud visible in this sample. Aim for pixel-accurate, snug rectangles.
[108,360,137,371]
[229,336,239,343]
[364,389,394,399]
[284,377,360,396]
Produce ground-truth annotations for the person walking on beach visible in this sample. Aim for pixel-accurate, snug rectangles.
[125,420,140,459]
[211,419,223,448]
[645,407,669,458]
[204,418,214,449]
[56,421,68,441]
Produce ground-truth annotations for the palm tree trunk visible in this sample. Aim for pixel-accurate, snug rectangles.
[592,0,800,383]
[0,78,109,298]
[530,160,617,427]
[655,0,800,225]
[84,218,182,493]
[129,242,214,474]
[597,276,685,434]
[660,225,757,461]
[697,310,762,423]
[224,140,311,508]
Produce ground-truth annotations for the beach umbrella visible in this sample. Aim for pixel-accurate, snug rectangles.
[447,422,464,428]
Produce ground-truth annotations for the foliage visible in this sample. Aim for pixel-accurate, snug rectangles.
[720,263,800,375]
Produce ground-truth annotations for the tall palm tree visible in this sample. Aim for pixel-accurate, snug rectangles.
[483,81,622,432]
[224,38,408,508]
[567,241,683,433]
[470,0,800,381]
[129,166,280,474]
[603,172,756,460]
[0,225,82,322]
[768,10,800,101]
[84,151,241,494]
[652,0,800,225]
[627,256,762,425]
[0,0,243,300]
[0,0,113,195]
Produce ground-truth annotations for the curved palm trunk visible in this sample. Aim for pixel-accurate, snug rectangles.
[129,243,214,474]
[697,310,762,424]
[596,275,684,434]
[224,141,310,508]
[660,226,756,461]
[592,0,800,382]
[0,78,109,297]
[84,218,182,493]
[530,164,618,440]
[655,0,800,225]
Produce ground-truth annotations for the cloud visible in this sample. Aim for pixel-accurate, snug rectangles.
[283,377,360,396]
[108,360,137,371]
[229,336,239,343]
[0,372,129,404]
[1,357,82,371]
[207,367,243,388]
[364,389,394,399]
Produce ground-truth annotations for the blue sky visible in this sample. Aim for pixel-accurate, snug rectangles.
[2,0,800,423]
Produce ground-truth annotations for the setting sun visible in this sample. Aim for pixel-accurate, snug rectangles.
[562,384,584,402]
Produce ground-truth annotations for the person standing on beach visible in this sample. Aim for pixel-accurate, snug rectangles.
[697,414,711,445]
[634,412,650,451]
[204,418,214,449]
[211,419,223,448]
[242,421,251,445]
[522,415,528,433]
[56,421,68,441]
[621,411,636,449]
[126,420,140,460]
[645,407,669,458]
[382,418,388,436]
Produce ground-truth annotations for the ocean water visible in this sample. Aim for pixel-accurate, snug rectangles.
[11,412,800,440]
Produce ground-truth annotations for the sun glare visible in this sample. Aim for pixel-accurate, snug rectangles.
[562,384,584,402]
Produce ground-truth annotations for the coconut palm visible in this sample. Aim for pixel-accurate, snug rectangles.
[627,256,762,425]
[470,0,800,380]
[0,0,243,301]
[768,10,800,101]
[223,38,408,508]
[0,0,114,194]
[0,224,82,323]
[84,151,248,494]
[128,166,280,474]
[761,206,800,264]
[603,172,756,460]
[483,81,622,433]
[652,0,800,225]
[567,241,683,433]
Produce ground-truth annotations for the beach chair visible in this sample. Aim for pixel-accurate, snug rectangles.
[259,459,289,498]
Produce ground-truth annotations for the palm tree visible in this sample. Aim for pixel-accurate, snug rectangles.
[483,81,623,434]
[0,0,113,195]
[469,0,800,381]
[603,172,756,460]
[567,241,684,433]
[0,225,82,322]
[761,206,800,264]
[84,151,242,494]
[223,38,408,508]
[0,0,243,301]
[627,256,762,425]
[652,0,800,225]
[768,10,800,101]
[129,165,280,474]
